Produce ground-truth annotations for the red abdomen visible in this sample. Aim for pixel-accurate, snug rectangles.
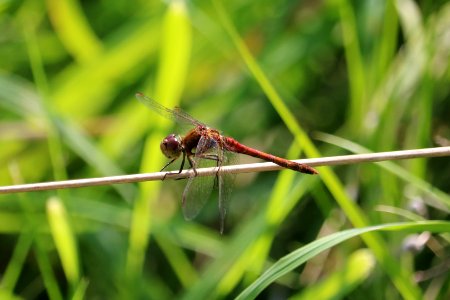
[224,137,318,175]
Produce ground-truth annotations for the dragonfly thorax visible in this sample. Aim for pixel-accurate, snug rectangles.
[160,134,183,159]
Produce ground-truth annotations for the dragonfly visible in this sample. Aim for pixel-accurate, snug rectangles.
[136,92,318,233]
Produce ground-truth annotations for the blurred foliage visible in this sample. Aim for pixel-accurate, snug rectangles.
[0,0,449,299]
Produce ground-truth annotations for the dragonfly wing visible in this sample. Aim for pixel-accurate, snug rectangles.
[217,149,237,233]
[135,93,205,127]
[181,136,219,220]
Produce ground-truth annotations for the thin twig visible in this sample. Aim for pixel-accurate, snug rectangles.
[1,147,449,194]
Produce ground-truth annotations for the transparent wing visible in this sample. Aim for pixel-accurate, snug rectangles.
[217,149,237,233]
[181,136,220,220]
[135,92,205,127]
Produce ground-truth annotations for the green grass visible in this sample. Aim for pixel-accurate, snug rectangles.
[1,0,449,299]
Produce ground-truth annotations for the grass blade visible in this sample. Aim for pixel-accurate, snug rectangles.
[237,221,450,300]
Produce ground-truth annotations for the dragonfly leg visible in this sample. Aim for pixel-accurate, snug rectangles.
[161,158,177,172]
[187,155,198,177]
[161,152,186,180]
[177,151,186,173]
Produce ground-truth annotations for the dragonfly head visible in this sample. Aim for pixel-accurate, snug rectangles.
[160,134,183,159]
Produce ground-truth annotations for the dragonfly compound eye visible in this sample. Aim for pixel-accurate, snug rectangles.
[160,134,183,159]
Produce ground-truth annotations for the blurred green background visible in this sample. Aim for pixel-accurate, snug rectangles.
[0,0,449,299]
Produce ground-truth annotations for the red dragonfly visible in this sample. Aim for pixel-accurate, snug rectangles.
[136,92,318,232]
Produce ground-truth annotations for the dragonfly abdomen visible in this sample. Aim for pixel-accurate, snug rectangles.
[224,137,318,175]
